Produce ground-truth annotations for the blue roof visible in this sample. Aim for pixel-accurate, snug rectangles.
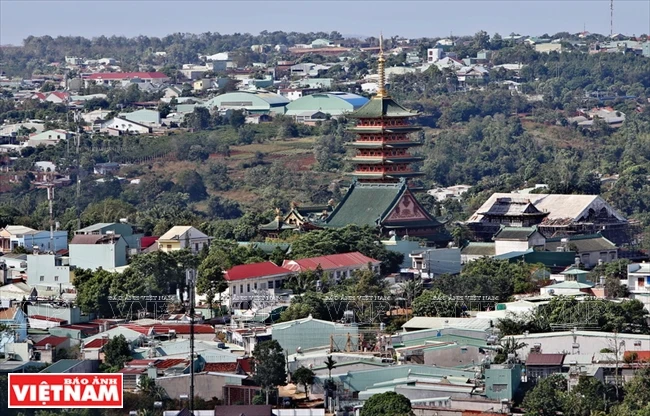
[323,92,369,109]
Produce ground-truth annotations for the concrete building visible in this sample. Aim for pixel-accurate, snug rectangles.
[626,263,650,310]
[120,109,161,127]
[223,261,293,309]
[282,252,380,281]
[204,91,289,115]
[408,248,462,277]
[545,233,618,268]
[0,225,68,253]
[68,234,128,270]
[75,222,143,253]
[26,129,71,147]
[157,226,211,254]
[27,253,72,287]
[284,92,369,119]
[83,72,169,88]
[100,117,152,134]
[156,372,248,401]
[493,226,546,256]
[0,306,28,341]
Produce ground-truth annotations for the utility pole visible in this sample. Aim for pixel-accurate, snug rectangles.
[186,268,196,415]
[610,0,614,37]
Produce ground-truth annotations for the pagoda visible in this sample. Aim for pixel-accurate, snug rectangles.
[320,36,451,245]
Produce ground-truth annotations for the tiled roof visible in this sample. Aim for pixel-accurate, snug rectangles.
[29,315,67,323]
[70,234,121,245]
[225,262,291,281]
[84,338,109,349]
[282,252,379,272]
[85,72,169,80]
[624,350,650,362]
[155,358,188,369]
[545,234,617,252]
[141,236,159,249]
[324,181,405,228]
[461,242,496,256]
[34,335,68,348]
[237,357,252,374]
[526,353,565,366]
[119,367,145,374]
[493,226,539,241]
[203,362,238,373]
[150,324,214,335]
[348,96,419,118]
[0,307,18,320]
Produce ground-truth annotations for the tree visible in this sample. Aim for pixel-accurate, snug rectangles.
[621,367,650,411]
[137,375,166,400]
[185,107,211,130]
[493,337,527,364]
[360,391,413,416]
[252,340,287,404]
[279,292,329,322]
[522,374,567,416]
[412,289,462,317]
[196,254,228,318]
[101,334,132,372]
[292,366,315,400]
[74,269,114,317]
[324,355,337,379]
[175,170,208,202]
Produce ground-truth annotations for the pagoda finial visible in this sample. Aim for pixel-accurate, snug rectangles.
[376,32,388,98]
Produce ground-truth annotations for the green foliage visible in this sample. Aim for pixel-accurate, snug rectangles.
[252,340,287,404]
[101,334,132,372]
[279,292,329,322]
[412,289,462,317]
[360,391,414,416]
[80,198,136,226]
[522,374,567,416]
[292,366,316,399]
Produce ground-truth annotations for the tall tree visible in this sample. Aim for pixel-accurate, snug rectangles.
[101,334,132,372]
[292,366,315,400]
[252,340,287,405]
[360,391,413,416]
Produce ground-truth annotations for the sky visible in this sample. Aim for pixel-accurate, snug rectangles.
[1,0,649,46]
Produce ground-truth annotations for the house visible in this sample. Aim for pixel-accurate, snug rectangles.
[83,72,169,88]
[626,263,650,310]
[45,91,70,104]
[100,116,152,134]
[27,253,72,287]
[272,316,359,353]
[163,86,183,99]
[81,109,112,124]
[75,222,143,254]
[193,79,213,92]
[158,226,211,254]
[120,109,161,127]
[526,353,565,382]
[281,252,380,281]
[93,162,120,175]
[33,335,73,363]
[26,129,71,147]
[466,193,629,245]
[0,225,68,253]
[408,248,462,277]
[203,91,289,115]
[493,226,546,256]
[0,306,28,342]
[223,262,293,309]
[68,233,128,270]
[545,234,618,268]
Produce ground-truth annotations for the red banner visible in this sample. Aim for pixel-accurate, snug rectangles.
[8,373,123,408]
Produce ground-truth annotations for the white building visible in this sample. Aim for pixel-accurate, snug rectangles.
[427,48,444,63]
[426,185,471,201]
[81,109,112,124]
[27,253,72,287]
[626,263,650,310]
[100,117,152,134]
[223,261,293,309]
[493,226,546,256]
[157,226,211,254]
[26,129,71,147]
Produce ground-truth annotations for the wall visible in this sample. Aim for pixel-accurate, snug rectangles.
[484,364,521,400]
[21,231,68,252]
[423,345,484,368]
[156,373,242,400]
[272,319,359,354]
[27,304,87,324]
[27,254,72,286]
[494,240,529,256]
[69,239,127,270]
[395,385,474,400]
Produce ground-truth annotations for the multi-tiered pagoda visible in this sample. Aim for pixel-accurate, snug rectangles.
[321,37,451,244]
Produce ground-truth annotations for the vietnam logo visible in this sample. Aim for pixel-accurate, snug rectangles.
[8,374,123,408]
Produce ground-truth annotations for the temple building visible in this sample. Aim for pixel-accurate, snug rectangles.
[259,204,333,238]
[259,36,450,245]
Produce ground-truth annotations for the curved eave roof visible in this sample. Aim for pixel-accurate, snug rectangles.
[348,96,420,119]
[348,157,424,164]
[345,141,424,149]
[347,172,425,178]
[348,127,422,133]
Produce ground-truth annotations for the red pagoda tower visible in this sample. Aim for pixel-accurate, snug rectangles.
[322,36,451,245]
[345,36,424,183]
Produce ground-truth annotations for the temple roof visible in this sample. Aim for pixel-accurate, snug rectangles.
[323,180,444,229]
[348,96,420,119]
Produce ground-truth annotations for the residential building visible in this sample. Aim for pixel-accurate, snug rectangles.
[0,225,68,253]
[120,109,161,127]
[461,242,496,263]
[45,91,70,104]
[75,222,143,253]
[282,252,380,281]
[0,305,28,341]
[193,79,213,92]
[27,253,72,287]
[68,234,128,270]
[100,116,152,134]
[525,353,565,382]
[493,226,546,256]
[32,335,74,363]
[156,372,249,401]
[83,72,169,88]
[545,234,618,268]
[26,129,71,147]
[426,185,471,201]
[408,248,462,277]
[535,43,563,53]
[427,48,444,63]
[626,263,650,309]
[272,316,359,353]
[81,109,112,124]
[93,162,120,176]
[158,226,211,254]
[223,262,293,309]
[466,193,629,245]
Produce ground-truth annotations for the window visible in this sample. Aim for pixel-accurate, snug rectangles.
[233,286,236,294]
[40,276,44,282]
[195,243,199,251]
[268,280,274,289]
[240,284,243,293]
[276,280,282,289]
[247,284,250,292]
[254,283,257,290]
[54,276,59,282]
[167,244,172,250]
[638,277,645,288]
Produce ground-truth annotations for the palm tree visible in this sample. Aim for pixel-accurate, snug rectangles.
[494,337,528,363]
[325,355,337,379]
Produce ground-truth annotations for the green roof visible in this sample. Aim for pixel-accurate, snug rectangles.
[323,180,443,230]
[348,96,420,118]
[461,242,496,256]
[493,226,539,241]
[545,233,617,252]
[258,218,296,231]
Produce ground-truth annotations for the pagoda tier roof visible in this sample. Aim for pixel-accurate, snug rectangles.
[258,218,297,232]
[348,172,425,179]
[348,96,420,119]
[347,156,424,164]
[321,179,442,230]
[347,126,422,134]
[345,141,424,149]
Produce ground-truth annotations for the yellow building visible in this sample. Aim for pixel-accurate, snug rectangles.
[158,226,211,254]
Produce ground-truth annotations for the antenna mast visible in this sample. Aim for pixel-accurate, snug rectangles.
[610,0,614,37]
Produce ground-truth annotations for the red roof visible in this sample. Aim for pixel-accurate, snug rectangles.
[29,315,68,323]
[625,350,650,362]
[141,236,159,249]
[84,338,110,349]
[203,362,238,373]
[124,358,187,369]
[282,252,379,273]
[119,367,145,374]
[154,358,188,369]
[117,324,153,335]
[150,324,215,335]
[48,91,69,100]
[526,353,565,366]
[225,262,291,281]
[237,357,252,374]
[127,359,157,367]
[85,72,169,80]
[34,335,68,348]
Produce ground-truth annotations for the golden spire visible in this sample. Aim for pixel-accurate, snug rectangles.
[376,32,388,98]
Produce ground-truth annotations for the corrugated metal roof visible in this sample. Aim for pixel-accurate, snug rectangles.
[225,262,291,281]
[493,226,539,241]
[526,353,565,366]
[282,252,379,272]
[461,242,496,256]
[34,335,68,347]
